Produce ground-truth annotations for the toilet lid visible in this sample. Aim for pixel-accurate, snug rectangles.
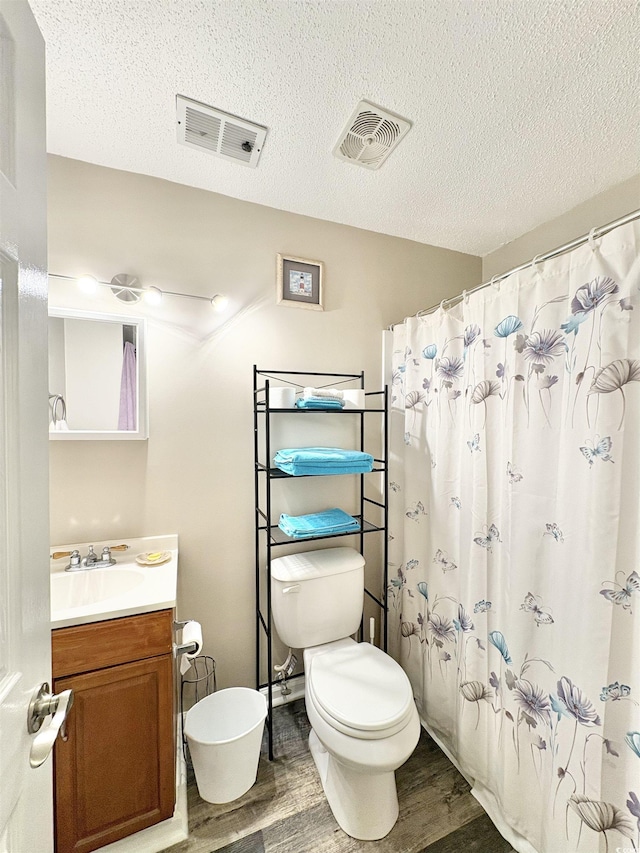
[309,644,414,733]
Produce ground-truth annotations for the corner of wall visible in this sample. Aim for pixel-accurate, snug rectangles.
[482,174,640,281]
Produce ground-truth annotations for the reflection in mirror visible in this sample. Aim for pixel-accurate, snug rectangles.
[48,309,148,440]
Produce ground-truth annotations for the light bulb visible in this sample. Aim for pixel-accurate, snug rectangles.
[144,286,163,306]
[77,275,99,294]
[210,294,229,312]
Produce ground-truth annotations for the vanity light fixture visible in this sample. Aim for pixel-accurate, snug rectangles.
[143,286,163,306]
[110,273,142,303]
[50,273,229,312]
[77,274,99,294]
[210,294,229,312]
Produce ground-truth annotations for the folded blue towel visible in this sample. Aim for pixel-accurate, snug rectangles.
[273,447,374,476]
[278,508,360,539]
[277,463,372,475]
[275,447,372,464]
[295,397,344,410]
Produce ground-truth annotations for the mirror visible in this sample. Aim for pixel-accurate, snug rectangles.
[48,308,148,440]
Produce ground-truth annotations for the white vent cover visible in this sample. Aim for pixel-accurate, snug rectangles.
[333,100,411,170]
[176,95,267,168]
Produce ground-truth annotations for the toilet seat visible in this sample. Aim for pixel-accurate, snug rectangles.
[307,643,414,740]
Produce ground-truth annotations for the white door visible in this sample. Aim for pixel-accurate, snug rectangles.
[0,2,53,852]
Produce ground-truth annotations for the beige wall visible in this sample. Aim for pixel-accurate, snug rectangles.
[47,155,481,689]
[483,174,640,280]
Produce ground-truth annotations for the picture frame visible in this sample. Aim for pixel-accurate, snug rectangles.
[276,254,324,311]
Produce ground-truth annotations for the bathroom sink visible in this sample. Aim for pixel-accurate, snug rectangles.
[50,535,179,629]
[51,568,146,611]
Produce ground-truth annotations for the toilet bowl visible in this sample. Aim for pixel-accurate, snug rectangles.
[303,639,420,840]
[270,547,420,840]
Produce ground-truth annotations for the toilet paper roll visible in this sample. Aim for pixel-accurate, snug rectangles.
[343,389,365,409]
[180,620,203,675]
[269,386,296,408]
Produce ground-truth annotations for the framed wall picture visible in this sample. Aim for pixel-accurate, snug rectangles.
[276,254,324,311]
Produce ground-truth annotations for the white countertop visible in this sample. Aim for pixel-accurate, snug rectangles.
[50,534,179,629]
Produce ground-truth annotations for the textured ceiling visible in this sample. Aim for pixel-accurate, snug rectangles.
[30,0,640,256]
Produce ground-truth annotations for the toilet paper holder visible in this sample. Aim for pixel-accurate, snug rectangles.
[173,619,200,657]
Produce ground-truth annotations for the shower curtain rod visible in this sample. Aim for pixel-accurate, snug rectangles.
[416,207,640,318]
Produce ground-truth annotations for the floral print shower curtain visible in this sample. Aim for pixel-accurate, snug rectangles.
[388,221,640,853]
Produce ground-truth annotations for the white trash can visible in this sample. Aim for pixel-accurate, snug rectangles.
[185,687,267,804]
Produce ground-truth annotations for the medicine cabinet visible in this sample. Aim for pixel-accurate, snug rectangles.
[48,307,148,440]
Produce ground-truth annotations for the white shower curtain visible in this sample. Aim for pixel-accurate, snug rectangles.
[388,221,640,853]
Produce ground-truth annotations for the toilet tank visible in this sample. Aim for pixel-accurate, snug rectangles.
[270,546,365,648]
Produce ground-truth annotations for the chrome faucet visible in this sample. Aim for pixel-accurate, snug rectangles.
[52,544,130,572]
[84,545,100,567]
[66,546,114,571]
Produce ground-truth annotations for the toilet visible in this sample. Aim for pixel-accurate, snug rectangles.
[271,546,420,840]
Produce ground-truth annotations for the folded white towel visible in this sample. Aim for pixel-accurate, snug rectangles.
[303,387,345,400]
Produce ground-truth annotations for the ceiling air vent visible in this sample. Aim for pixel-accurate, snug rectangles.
[176,95,267,168]
[333,100,411,170]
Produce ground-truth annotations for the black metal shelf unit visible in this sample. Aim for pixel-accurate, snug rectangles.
[253,366,389,759]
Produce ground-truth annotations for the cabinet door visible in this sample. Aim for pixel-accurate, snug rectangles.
[53,655,174,853]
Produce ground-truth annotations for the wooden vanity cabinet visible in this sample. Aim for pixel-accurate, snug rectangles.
[52,609,175,853]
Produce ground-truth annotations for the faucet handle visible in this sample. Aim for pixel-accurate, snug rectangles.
[51,550,72,560]
[52,549,82,570]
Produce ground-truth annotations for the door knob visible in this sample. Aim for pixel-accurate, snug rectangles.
[27,682,74,768]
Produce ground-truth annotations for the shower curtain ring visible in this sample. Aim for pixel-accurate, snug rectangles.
[462,290,469,304]
[588,226,598,251]
[532,254,543,275]
[490,275,500,291]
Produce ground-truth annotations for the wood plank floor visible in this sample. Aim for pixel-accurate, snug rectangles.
[164,700,516,853]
